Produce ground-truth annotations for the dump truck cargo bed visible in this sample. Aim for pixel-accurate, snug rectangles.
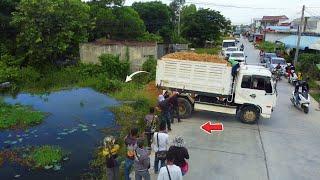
[156,58,233,96]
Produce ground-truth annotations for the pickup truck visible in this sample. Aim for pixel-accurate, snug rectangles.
[156,56,277,124]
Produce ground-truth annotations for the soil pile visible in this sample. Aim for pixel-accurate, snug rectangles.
[163,52,228,64]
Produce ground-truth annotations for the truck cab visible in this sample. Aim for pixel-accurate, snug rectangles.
[222,40,236,52]
[234,65,277,121]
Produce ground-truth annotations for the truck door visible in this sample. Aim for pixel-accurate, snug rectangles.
[235,75,276,118]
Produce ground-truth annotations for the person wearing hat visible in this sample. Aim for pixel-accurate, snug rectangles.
[168,136,190,176]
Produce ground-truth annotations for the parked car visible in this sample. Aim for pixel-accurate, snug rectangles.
[229,51,246,63]
[223,46,238,58]
[266,57,286,74]
[261,52,277,63]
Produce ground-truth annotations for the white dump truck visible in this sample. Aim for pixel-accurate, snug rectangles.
[156,56,277,124]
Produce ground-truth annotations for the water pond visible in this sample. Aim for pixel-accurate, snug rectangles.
[0,88,119,179]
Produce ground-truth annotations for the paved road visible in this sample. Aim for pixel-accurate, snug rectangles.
[147,37,320,180]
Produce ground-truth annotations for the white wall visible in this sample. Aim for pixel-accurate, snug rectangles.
[265,32,291,43]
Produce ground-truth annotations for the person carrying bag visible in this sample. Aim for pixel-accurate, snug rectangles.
[153,123,169,174]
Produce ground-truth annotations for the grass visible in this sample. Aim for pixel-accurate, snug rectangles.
[195,47,220,55]
[311,92,320,102]
[0,102,45,130]
[29,145,65,168]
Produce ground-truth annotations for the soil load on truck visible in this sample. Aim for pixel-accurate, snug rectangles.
[156,52,233,96]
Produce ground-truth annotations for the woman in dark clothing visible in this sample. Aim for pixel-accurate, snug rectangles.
[168,136,190,176]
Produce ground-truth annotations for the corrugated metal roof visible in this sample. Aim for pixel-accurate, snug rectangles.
[266,26,290,31]
[262,15,288,21]
[276,35,320,50]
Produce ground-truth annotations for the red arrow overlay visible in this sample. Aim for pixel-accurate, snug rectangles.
[200,121,224,134]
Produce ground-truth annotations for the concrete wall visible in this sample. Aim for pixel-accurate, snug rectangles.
[80,43,157,71]
[265,32,291,43]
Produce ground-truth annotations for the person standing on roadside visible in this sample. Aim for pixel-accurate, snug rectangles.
[158,91,179,131]
[134,139,151,180]
[103,136,120,180]
[157,151,183,180]
[124,128,139,180]
[169,137,189,176]
[153,123,169,174]
[169,91,181,123]
[144,107,158,148]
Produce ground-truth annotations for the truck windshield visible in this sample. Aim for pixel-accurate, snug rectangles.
[223,42,236,47]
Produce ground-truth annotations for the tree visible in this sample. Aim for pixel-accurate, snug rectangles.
[181,4,196,24]
[182,8,230,47]
[132,1,173,42]
[0,0,20,55]
[86,0,124,6]
[88,4,116,41]
[11,0,91,67]
[112,7,146,39]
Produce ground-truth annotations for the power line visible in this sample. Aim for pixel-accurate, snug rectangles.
[185,1,292,10]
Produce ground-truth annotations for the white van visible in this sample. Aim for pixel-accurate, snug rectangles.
[222,40,236,52]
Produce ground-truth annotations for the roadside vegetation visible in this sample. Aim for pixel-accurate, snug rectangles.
[195,47,220,55]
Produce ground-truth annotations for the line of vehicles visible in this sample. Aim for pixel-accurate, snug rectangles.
[221,39,246,63]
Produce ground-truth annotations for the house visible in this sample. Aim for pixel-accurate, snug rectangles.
[261,15,289,27]
[276,35,320,50]
[291,16,320,34]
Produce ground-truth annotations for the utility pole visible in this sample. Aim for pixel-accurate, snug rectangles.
[294,5,305,66]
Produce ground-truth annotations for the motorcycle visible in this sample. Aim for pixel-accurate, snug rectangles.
[288,69,298,86]
[272,69,281,82]
[290,90,311,114]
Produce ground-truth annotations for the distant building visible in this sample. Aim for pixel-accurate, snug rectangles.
[291,16,320,34]
[261,15,289,27]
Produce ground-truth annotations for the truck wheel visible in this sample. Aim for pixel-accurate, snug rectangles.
[178,98,192,119]
[238,106,259,124]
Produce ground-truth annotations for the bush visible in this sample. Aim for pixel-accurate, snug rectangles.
[298,53,320,80]
[19,67,41,84]
[137,32,163,43]
[0,61,20,83]
[142,57,157,81]
[77,63,102,77]
[99,54,130,80]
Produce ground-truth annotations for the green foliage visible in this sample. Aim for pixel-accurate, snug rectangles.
[142,57,157,81]
[257,41,277,52]
[298,53,320,80]
[0,54,23,67]
[0,0,20,55]
[11,0,91,67]
[132,1,173,42]
[18,67,41,84]
[99,54,130,80]
[112,7,146,39]
[0,101,45,130]
[88,5,116,41]
[0,61,20,83]
[28,145,66,168]
[137,32,163,43]
[182,9,230,47]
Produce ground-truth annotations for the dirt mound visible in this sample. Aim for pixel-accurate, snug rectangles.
[163,52,227,64]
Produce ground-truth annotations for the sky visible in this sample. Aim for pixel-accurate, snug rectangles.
[124,0,320,25]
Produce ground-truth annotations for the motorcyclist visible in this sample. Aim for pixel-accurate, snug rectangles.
[275,63,281,70]
[240,44,244,51]
[294,78,309,104]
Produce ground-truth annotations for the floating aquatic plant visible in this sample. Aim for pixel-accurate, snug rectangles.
[0,145,69,171]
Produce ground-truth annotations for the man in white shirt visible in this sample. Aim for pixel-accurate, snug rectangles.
[157,151,183,180]
[153,123,169,174]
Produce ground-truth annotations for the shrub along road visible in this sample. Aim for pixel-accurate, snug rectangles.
[148,38,320,180]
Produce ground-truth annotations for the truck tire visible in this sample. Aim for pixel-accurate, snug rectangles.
[178,97,192,119]
[238,106,260,124]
